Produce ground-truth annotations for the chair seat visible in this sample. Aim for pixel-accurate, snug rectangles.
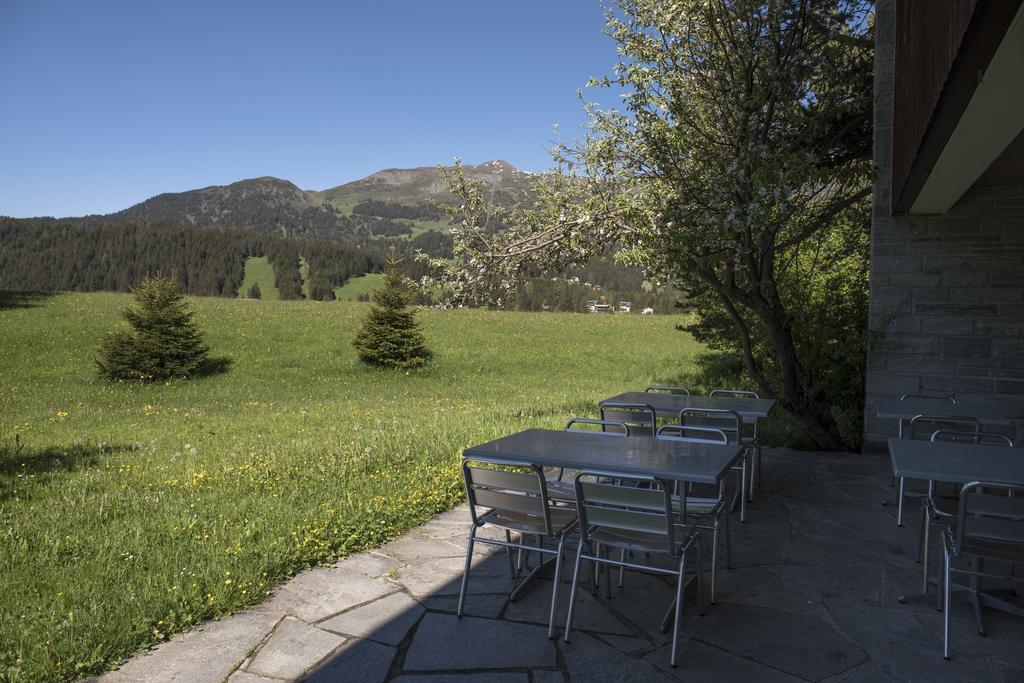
[589,523,692,555]
[479,506,577,535]
[546,479,576,501]
[671,495,723,517]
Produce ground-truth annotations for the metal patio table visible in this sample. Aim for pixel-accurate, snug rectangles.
[600,392,776,425]
[462,428,746,618]
[877,399,1013,525]
[601,391,775,516]
[889,438,1024,617]
[875,398,1012,432]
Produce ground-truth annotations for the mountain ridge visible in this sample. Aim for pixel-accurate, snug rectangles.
[67,160,534,243]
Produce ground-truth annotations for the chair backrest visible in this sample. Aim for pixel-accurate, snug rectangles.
[462,458,554,534]
[931,429,1013,447]
[677,408,741,444]
[710,388,759,399]
[953,481,1024,556]
[565,418,630,436]
[645,385,690,395]
[599,402,657,437]
[656,423,729,445]
[909,414,979,440]
[901,393,956,405]
[573,470,677,553]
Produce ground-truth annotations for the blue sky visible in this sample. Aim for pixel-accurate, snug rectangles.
[0,1,619,217]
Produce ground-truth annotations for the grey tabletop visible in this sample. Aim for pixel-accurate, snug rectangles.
[888,438,1024,486]
[601,392,775,424]
[875,398,1011,426]
[463,428,745,485]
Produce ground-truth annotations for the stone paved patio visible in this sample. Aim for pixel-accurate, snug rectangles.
[92,449,1024,682]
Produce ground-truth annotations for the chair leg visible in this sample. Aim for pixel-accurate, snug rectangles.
[970,557,985,636]
[756,442,763,486]
[921,506,931,594]
[724,506,733,570]
[547,533,567,639]
[618,549,626,589]
[696,535,706,616]
[671,549,687,667]
[591,542,601,596]
[505,530,516,578]
[747,448,755,503]
[457,525,477,618]
[897,477,905,527]
[943,549,952,659]
[916,504,925,564]
[710,514,720,604]
[603,545,613,599]
[740,456,748,523]
[564,540,587,644]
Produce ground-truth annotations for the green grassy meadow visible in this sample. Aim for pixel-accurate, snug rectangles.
[0,292,704,682]
[333,272,384,301]
[237,257,279,300]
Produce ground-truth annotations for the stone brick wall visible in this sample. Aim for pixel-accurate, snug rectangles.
[864,0,1024,448]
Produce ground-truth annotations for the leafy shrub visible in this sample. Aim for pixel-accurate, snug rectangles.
[247,282,262,299]
[96,275,210,380]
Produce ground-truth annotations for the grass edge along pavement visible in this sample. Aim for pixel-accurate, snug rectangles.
[0,291,702,682]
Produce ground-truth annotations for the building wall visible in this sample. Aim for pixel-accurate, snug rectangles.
[864,0,1024,448]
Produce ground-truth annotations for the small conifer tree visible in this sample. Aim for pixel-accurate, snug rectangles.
[96,275,210,380]
[247,282,262,299]
[352,260,431,368]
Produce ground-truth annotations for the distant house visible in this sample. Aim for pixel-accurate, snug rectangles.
[586,300,598,312]
[618,301,632,313]
[593,304,613,314]
[641,307,654,315]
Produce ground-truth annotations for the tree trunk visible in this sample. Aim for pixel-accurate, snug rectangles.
[758,303,846,451]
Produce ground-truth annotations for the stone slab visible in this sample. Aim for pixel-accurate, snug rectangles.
[404,613,556,671]
[319,591,424,645]
[338,552,404,578]
[266,567,398,622]
[394,555,515,599]
[559,631,671,682]
[503,579,633,636]
[226,672,278,683]
[391,675,528,683]
[420,593,508,619]
[303,637,396,683]
[95,606,282,683]
[682,604,868,680]
[643,637,803,682]
[245,617,345,680]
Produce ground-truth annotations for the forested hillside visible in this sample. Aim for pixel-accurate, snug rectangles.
[1,160,681,309]
[0,218,380,299]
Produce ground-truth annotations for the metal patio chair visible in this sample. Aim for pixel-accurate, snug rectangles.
[894,414,980,526]
[645,385,691,395]
[889,394,959,489]
[897,393,956,438]
[564,470,705,667]
[599,401,657,438]
[546,418,631,501]
[941,481,1024,659]
[459,458,577,638]
[918,430,1015,595]
[657,424,732,603]
[710,388,763,492]
[678,407,751,522]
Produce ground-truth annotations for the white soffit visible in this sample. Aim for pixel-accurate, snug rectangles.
[911,5,1024,214]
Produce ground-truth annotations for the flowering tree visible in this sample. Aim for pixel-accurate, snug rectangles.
[426,0,873,449]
